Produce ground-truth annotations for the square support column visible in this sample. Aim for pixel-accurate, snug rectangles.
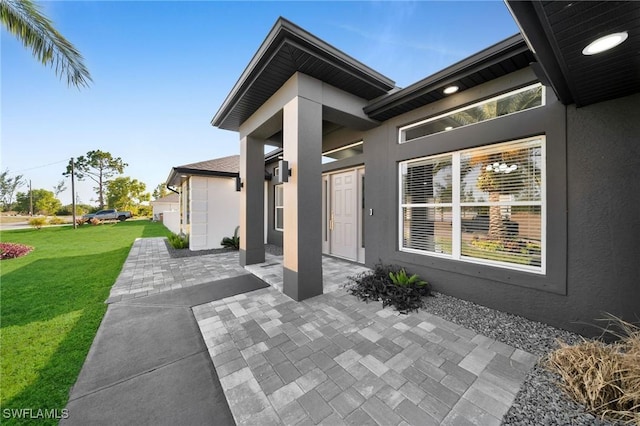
[282,96,323,301]
[239,135,265,266]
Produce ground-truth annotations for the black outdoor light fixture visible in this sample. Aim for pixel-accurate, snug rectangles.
[235,176,243,192]
[277,160,292,183]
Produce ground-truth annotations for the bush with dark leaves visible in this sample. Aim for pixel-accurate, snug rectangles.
[345,262,431,314]
[0,242,34,260]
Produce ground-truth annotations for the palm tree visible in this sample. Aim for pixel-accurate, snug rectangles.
[1,0,91,88]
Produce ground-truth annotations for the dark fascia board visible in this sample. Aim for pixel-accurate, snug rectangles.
[264,148,283,164]
[211,17,395,130]
[166,167,239,187]
[504,0,574,105]
[364,34,529,118]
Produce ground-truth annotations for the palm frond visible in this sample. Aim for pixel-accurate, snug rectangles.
[0,0,91,88]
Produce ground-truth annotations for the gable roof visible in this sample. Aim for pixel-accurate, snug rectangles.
[151,193,179,204]
[166,155,239,186]
[211,17,396,131]
[176,155,240,175]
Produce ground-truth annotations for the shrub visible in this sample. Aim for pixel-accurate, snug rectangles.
[546,316,640,424]
[168,233,189,249]
[470,239,504,252]
[48,217,67,225]
[56,204,92,216]
[0,242,34,260]
[28,217,47,229]
[136,205,152,218]
[221,226,240,250]
[89,217,102,226]
[345,262,431,314]
[389,268,428,287]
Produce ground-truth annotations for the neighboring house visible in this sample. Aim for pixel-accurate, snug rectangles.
[151,192,181,234]
[211,4,639,336]
[150,193,180,220]
[166,155,240,251]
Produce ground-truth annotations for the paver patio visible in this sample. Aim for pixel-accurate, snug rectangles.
[107,238,538,425]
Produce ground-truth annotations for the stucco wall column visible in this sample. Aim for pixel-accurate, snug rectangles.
[282,96,323,301]
[239,135,265,266]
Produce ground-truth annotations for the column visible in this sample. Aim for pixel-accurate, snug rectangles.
[239,135,265,266]
[282,96,323,301]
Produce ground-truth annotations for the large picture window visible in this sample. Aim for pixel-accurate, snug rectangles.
[400,136,545,273]
[274,184,284,231]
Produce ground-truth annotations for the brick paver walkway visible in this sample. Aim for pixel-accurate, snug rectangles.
[110,238,538,425]
[195,258,538,425]
[107,238,247,303]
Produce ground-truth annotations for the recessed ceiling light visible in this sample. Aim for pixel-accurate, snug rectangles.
[443,85,459,95]
[445,126,453,131]
[582,31,628,55]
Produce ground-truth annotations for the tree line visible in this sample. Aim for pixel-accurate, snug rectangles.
[1,150,168,216]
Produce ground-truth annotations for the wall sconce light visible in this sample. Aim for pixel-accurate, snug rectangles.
[235,176,243,192]
[277,160,292,183]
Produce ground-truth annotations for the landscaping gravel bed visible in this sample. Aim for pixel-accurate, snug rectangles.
[423,291,618,425]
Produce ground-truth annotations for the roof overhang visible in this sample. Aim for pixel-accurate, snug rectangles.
[506,0,640,107]
[166,167,238,187]
[211,17,396,132]
[364,34,535,122]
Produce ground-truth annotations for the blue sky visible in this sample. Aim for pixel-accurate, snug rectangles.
[1,1,518,206]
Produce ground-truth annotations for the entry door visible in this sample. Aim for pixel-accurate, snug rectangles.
[330,171,358,260]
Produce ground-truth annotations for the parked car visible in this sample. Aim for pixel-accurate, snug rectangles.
[461,214,519,235]
[82,209,132,223]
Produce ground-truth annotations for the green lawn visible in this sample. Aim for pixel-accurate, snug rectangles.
[0,220,170,424]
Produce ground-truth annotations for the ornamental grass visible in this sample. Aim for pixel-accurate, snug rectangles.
[546,316,640,425]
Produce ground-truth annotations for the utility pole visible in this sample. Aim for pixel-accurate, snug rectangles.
[71,158,77,229]
[29,180,33,216]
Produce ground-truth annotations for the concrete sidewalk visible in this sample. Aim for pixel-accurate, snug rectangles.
[63,272,268,425]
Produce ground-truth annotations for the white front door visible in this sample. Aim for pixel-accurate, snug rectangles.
[330,170,358,260]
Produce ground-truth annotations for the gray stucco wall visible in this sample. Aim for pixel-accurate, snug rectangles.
[564,93,640,332]
[363,69,639,336]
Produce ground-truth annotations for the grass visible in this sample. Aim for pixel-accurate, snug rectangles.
[546,316,640,424]
[0,220,170,424]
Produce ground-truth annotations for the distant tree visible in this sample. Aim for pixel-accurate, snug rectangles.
[0,0,92,88]
[152,183,168,200]
[15,188,61,215]
[56,203,93,216]
[0,168,25,210]
[64,151,127,209]
[53,179,67,197]
[106,176,150,212]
